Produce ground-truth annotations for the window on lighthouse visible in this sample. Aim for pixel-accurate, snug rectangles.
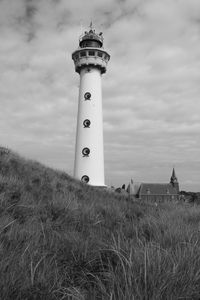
[83,119,91,128]
[80,51,86,57]
[84,92,91,100]
[88,50,95,56]
[81,175,89,183]
[98,52,103,57]
[74,54,79,61]
[82,147,90,157]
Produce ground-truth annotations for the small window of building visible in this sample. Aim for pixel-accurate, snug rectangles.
[81,175,89,183]
[80,51,86,57]
[83,119,91,128]
[88,50,95,56]
[82,147,90,157]
[146,188,150,195]
[98,51,103,57]
[84,92,91,100]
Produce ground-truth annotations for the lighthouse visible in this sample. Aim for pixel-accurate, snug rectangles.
[72,24,110,186]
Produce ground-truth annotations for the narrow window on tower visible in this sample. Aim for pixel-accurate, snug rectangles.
[83,119,91,128]
[82,147,90,157]
[84,92,91,100]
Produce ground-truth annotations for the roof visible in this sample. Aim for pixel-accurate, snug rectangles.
[171,167,178,183]
[139,183,178,196]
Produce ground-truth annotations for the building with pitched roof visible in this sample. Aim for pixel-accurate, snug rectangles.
[127,168,179,201]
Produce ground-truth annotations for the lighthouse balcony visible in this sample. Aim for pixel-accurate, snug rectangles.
[72,48,110,74]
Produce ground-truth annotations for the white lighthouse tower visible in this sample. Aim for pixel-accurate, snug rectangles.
[72,24,110,186]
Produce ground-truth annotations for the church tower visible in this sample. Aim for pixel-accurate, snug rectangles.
[170,167,179,192]
[72,24,110,186]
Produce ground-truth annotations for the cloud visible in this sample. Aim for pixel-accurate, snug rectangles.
[0,0,200,191]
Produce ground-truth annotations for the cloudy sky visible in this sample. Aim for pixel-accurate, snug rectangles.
[0,0,200,192]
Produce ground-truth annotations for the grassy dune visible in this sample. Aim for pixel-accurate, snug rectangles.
[0,148,200,299]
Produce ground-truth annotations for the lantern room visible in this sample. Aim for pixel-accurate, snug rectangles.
[79,28,103,48]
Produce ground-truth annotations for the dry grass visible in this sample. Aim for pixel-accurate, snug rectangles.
[0,148,200,299]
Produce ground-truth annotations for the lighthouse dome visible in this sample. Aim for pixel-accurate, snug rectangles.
[79,28,103,48]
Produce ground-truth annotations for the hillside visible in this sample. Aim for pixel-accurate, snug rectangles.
[1,147,200,299]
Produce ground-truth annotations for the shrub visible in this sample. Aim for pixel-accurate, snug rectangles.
[0,149,200,299]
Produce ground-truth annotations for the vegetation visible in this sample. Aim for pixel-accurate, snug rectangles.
[180,190,200,204]
[0,147,200,299]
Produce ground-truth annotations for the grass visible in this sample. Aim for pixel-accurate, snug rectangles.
[0,147,200,299]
